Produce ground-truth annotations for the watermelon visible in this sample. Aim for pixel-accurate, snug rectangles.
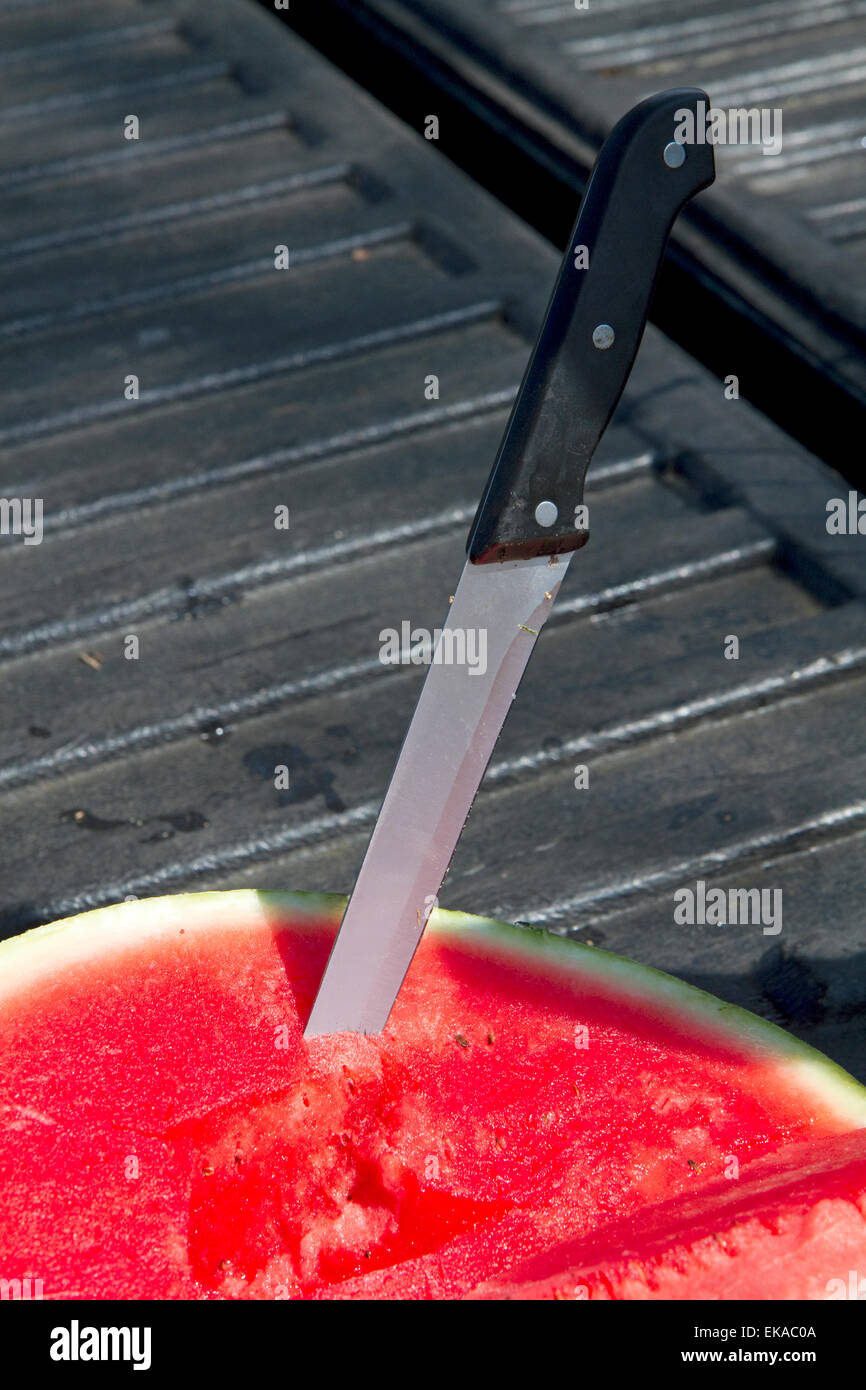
[1,889,864,1300]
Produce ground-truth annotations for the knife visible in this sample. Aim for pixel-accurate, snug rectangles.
[304,88,715,1037]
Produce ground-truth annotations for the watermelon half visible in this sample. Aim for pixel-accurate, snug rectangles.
[1,890,865,1300]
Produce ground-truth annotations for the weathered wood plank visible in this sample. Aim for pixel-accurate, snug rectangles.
[0,123,316,254]
[0,72,254,175]
[0,172,385,336]
[0,0,139,49]
[0,0,862,1087]
[0,315,524,497]
[362,0,866,391]
[0,29,209,116]
[0,241,495,439]
[0,410,653,648]
[2,577,857,927]
[0,483,777,772]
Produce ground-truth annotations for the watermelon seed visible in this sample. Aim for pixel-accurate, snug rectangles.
[486,1032,495,1045]
[201,1165,214,1176]
[687,1159,702,1173]
[455,1035,469,1049]
[363,1249,371,1259]
[495,1135,507,1150]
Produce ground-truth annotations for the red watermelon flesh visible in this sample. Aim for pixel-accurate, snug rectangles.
[470,1129,866,1300]
[0,890,864,1300]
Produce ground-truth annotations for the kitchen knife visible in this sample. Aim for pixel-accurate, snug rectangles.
[305,88,715,1037]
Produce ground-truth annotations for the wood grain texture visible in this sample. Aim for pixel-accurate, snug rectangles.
[0,0,863,1077]
[360,0,866,394]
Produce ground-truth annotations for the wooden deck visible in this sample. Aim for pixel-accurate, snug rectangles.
[1,0,864,1079]
[350,0,866,403]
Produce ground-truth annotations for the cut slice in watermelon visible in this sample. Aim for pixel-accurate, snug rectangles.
[0,890,864,1300]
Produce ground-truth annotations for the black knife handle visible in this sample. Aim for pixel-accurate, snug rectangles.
[467,89,714,564]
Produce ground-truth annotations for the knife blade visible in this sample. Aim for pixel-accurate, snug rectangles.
[304,88,715,1037]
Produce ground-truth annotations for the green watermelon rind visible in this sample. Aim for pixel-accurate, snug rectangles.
[2,888,865,1128]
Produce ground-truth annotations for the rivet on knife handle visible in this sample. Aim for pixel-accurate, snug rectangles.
[466,88,715,565]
